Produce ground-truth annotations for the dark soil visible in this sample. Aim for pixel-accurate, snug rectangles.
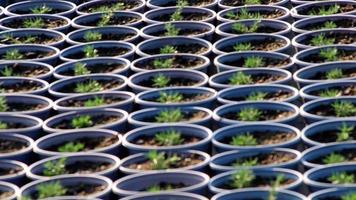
[57,79,124,93]
[301,4,356,16]
[58,96,126,108]
[312,85,356,97]
[303,50,356,63]
[60,63,125,76]
[134,135,200,146]
[312,149,356,164]
[136,56,205,70]
[310,68,356,80]
[3,18,68,29]
[156,0,214,7]
[53,115,121,129]
[225,90,293,102]
[1,50,54,60]
[226,74,284,85]
[231,151,296,166]
[0,63,50,77]
[0,34,62,45]
[41,161,113,176]
[81,0,142,12]
[0,166,22,176]
[144,110,208,123]
[83,16,140,26]
[0,80,43,93]
[223,57,290,68]
[0,190,14,199]
[151,28,210,37]
[309,103,356,117]
[222,175,295,189]
[65,47,129,59]
[140,77,201,88]
[223,131,296,146]
[76,33,136,42]
[223,110,294,121]
[305,33,356,46]
[0,139,27,153]
[224,10,285,20]
[147,44,208,55]
[221,0,282,6]
[153,12,212,22]
[148,93,212,103]
[306,19,356,31]
[223,39,286,52]
[309,128,356,144]
[6,102,47,112]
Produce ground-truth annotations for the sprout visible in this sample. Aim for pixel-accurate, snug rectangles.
[23,18,45,28]
[325,68,343,80]
[154,129,184,146]
[231,21,259,34]
[83,31,103,42]
[152,74,171,88]
[328,172,354,184]
[233,157,258,167]
[35,181,67,199]
[97,12,113,27]
[318,89,340,97]
[73,62,91,76]
[230,133,257,146]
[229,71,253,85]
[153,58,174,69]
[146,150,180,170]
[155,109,184,123]
[160,45,177,54]
[31,5,52,14]
[71,115,93,128]
[237,107,262,121]
[331,101,356,117]
[164,23,180,36]
[337,123,354,142]
[84,96,105,107]
[226,8,261,20]
[74,80,102,93]
[310,34,335,46]
[156,92,183,103]
[319,48,338,61]
[233,43,252,52]
[57,142,85,152]
[246,91,267,101]
[243,56,264,68]
[3,49,24,60]
[229,169,255,189]
[83,45,98,58]
[322,153,346,164]
[0,66,14,76]
[91,2,125,13]
[0,97,8,112]
[43,158,66,176]
[309,4,340,16]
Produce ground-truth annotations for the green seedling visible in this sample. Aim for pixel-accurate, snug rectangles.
[325,68,343,80]
[246,91,267,101]
[71,115,93,128]
[341,192,356,200]
[36,181,67,199]
[268,174,284,200]
[331,101,356,117]
[23,18,44,28]
[97,12,112,27]
[237,107,262,121]
[155,109,183,123]
[160,45,177,54]
[328,172,355,184]
[230,133,257,146]
[323,153,346,164]
[3,49,23,60]
[233,43,253,52]
[154,129,184,146]
[58,142,85,152]
[2,34,36,44]
[309,4,340,16]
[165,23,180,36]
[320,21,337,29]
[73,62,91,76]
[0,97,8,112]
[233,157,258,167]
[83,96,105,107]
[156,92,183,103]
[0,121,7,129]
[0,66,13,77]
[319,48,338,61]
[146,184,173,192]
[244,0,261,4]
[91,2,124,13]
[226,8,261,20]
[152,74,171,88]
[31,5,52,14]
[153,58,173,69]
[232,21,259,34]
[318,89,340,97]
[170,0,187,21]
[229,71,253,85]
[74,80,102,93]
[310,34,335,46]
[83,31,102,42]
[43,158,66,176]
[243,56,264,68]
[146,150,180,170]
[83,45,98,58]
[337,123,354,142]
[230,169,255,189]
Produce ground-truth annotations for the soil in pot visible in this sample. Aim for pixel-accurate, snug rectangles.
[304,19,356,32]
[311,85,356,98]
[301,48,356,63]
[83,13,141,27]
[81,1,142,13]
[0,165,22,177]
[0,189,14,199]
[148,44,208,55]
[227,90,293,102]
[155,0,215,7]
[146,91,212,104]
[225,71,284,85]
[60,62,125,76]
[300,4,356,16]
[0,80,43,93]
[308,123,356,144]
[143,108,208,123]
[136,56,205,70]
[56,78,124,93]
[222,131,296,146]
[0,63,50,78]
[223,38,286,53]
[1,49,54,61]
[223,107,293,122]
[143,182,186,192]
[305,32,355,46]
[1,101,46,113]
[224,9,285,20]
[52,114,121,129]
[0,34,62,45]
[0,138,27,153]
[220,0,283,7]
[308,68,356,81]
[223,56,290,68]
[3,17,67,29]
[65,45,129,60]
[308,100,356,117]
[229,151,296,167]
[58,95,126,108]
[140,74,202,88]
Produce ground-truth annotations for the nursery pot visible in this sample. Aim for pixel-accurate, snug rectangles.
[0,61,53,81]
[76,0,145,14]
[0,133,34,163]
[211,188,306,200]
[0,77,49,95]
[0,113,42,139]
[120,192,208,200]
[0,181,19,200]
[0,160,27,186]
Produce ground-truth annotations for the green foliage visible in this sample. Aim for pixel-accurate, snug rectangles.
[155,109,183,123]
[331,101,356,117]
[237,107,262,121]
[310,34,335,46]
[321,21,337,29]
[268,174,284,200]
[0,66,14,76]
[325,68,343,80]
[164,23,180,36]
[232,21,259,34]
[36,181,67,199]
[43,158,66,176]
[83,31,102,42]
[170,0,187,21]
[233,157,258,167]
[1,34,36,44]
[337,123,354,142]
[154,129,184,146]
[243,56,264,68]
[153,58,173,69]
[73,62,91,76]
[233,43,252,52]
[341,192,356,200]
[23,18,44,28]
[156,92,183,103]
[146,151,180,170]
[97,12,112,27]
[83,45,98,58]
[226,8,261,20]
[246,91,267,101]
[230,133,257,146]
[244,0,261,4]
[328,172,355,184]
[322,153,346,164]
[319,48,338,61]
[318,89,340,97]
[0,97,8,112]
[3,49,23,60]
[74,80,102,93]
[0,121,7,129]
[91,2,124,13]
[309,4,340,16]
[71,115,93,128]
[229,71,253,85]
[230,169,255,189]
[58,142,85,152]
[152,74,171,88]
[84,96,105,107]
[31,5,52,14]
[146,184,172,192]
[160,45,177,54]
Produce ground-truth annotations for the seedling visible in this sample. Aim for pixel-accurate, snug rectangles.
[310,34,335,46]
[146,150,180,170]
[318,89,340,97]
[156,92,183,103]
[331,101,356,117]
[229,169,255,189]
[155,109,183,123]
[154,129,184,146]
[233,157,258,167]
[237,107,262,121]
[226,8,261,20]
[3,49,23,60]
[160,45,177,54]
[164,23,180,36]
[84,96,105,107]
[91,2,125,13]
[153,58,173,69]
[322,153,346,164]
[309,4,340,16]
[325,68,343,80]
[152,74,171,88]
[97,12,112,27]
[83,45,98,58]
[31,5,52,14]
[229,71,253,85]
[36,181,67,199]
[170,0,187,21]
[268,174,284,200]
[321,21,337,29]
[58,142,85,152]
[73,62,91,76]
[243,56,264,68]
[146,184,173,192]
[328,172,355,184]
[0,66,14,77]
[246,91,267,101]
[233,43,252,52]
[341,192,356,200]
[83,31,102,42]
[0,121,7,129]
[337,123,354,142]
[232,21,259,34]
[43,158,66,176]
[0,97,8,112]
[319,48,338,61]
[74,80,102,93]
[2,34,36,44]
[71,115,93,128]
[230,133,257,146]
[23,18,44,28]
[244,0,261,4]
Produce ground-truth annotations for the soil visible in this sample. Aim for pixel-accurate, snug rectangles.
[41,161,113,176]
[222,175,295,189]
[1,50,54,60]
[312,149,356,164]
[82,0,142,12]
[81,16,140,26]
[3,18,68,29]
[220,0,282,6]
[0,166,22,176]
[156,0,214,7]
[231,151,296,166]
[309,103,356,117]
[65,47,129,59]
[148,44,208,55]
[302,50,356,63]
[0,191,14,199]
[6,102,47,112]
[60,63,125,76]
[226,74,284,85]
[310,68,356,80]
[0,80,43,93]
[58,96,126,108]
[223,110,294,121]
[223,57,290,68]
[0,138,27,153]
[223,39,286,52]
[134,135,200,146]
[306,19,356,31]
[223,131,296,146]
[127,152,204,170]
[305,33,356,46]
[144,110,208,123]
[228,24,282,34]
[57,79,124,93]
[225,90,293,102]
[53,115,121,129]
[0,63,50,77]
[137,56,206,70]
[76,33,136,42]
[312,85,356,97]
[140,77,201,88]
[0,34,62,45]
[151,28,210,37]
[48,135,119,152]
[309,128,356,144]
[301,4,356,16]
[148,93,212,103]
[224,10,285,20]
[153,12,212,22]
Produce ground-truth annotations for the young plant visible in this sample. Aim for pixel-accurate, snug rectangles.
[337,123,354,142]
[237,107,262,121]
[325,68,343,80]
[146,151,180,170]
[155,109,183,123]
[268,174,284,200]
[230,133,257,146]
[318,89,340,97]
[233,157,258,167]
[153,58,173,69]
[170,0,187,21]
[57,142,85,152]
[229,72,253,85]
[156,92,183,103]
[232,21,259,34]
[43,158,66,176]
[226,8,261,20]
[164,23,180,36]
[3,49,23,60]
[73,62,91,76]
[91,2,124,12]
[83,45,98,58]
[83,96,105,107]
[319,48,338,61]
[321,21,337,29]
[71,115,93,128]
[97,12,112,27]
[0,121,7,129]
[244,0,261,4]
[243,56,264,68]
[0,97,8,112]
[246,91,267,101]
[83,31,102,42]
[160,45,177,54]
[74,80,102,93]
[233,43,252,52]
[309,4,340,16]
[341,192,356,200]
[229,169,255,189]
[154,129,184,146]
[36,181,67,199]
[152,74,171,88]
[2,34,36,44]
[322,153,346,164]
[331,101,356,117]
[146,184,173,192]
[23,18,44,28]
[328,172,355,184]
[310,34,335,46]
[0,66,14,77]
[31,5,52,14]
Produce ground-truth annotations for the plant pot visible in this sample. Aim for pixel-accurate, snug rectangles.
[76,0,145,14]
[290,1,356,20]
[34,129,122,158]
[71,11,144,29]
[120,192,208,200]
[140,21,215,41]
[135,87,217,108]
[217,84,299,105]
[217,5,291,23]
[0,28,66,48]
[213,34,293,55]
[0,181,19,200]
[143,6,216,24]
[0,77,49,95]
[128,69,209,93]
[210,148,302,174]
[209,168,303,194]
[53,91,135,113]
[218,0,290,10]
[136,36,212,57]
[212,123,301,153]
[27,153,120,181]
[119,150,210,175]
[54,57,130,79]
[66,26,140,45]
[43,108,128,133]
[0,113,42,139]
[292,15,356,34]
[0,14,71,33]
[299,80,356,102]
[209,68,292,90]
[123,124,212,154]
[0,160,27,186]
[0,94,52,119]
[113,171,209,197]
[214,51,294,72]
[4,0,76,17]
[128,106,213,128]
[0,133,34,163]
[60,41,135,62]
[0,61,53,81]
[309,188,356,200]
[0,44,59,65]
[48,74,128,99]
[19,175,113,200]
[304,163,356,192]
[211,188,306,200]
[147,0,218,10]
[130,53,210,73]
